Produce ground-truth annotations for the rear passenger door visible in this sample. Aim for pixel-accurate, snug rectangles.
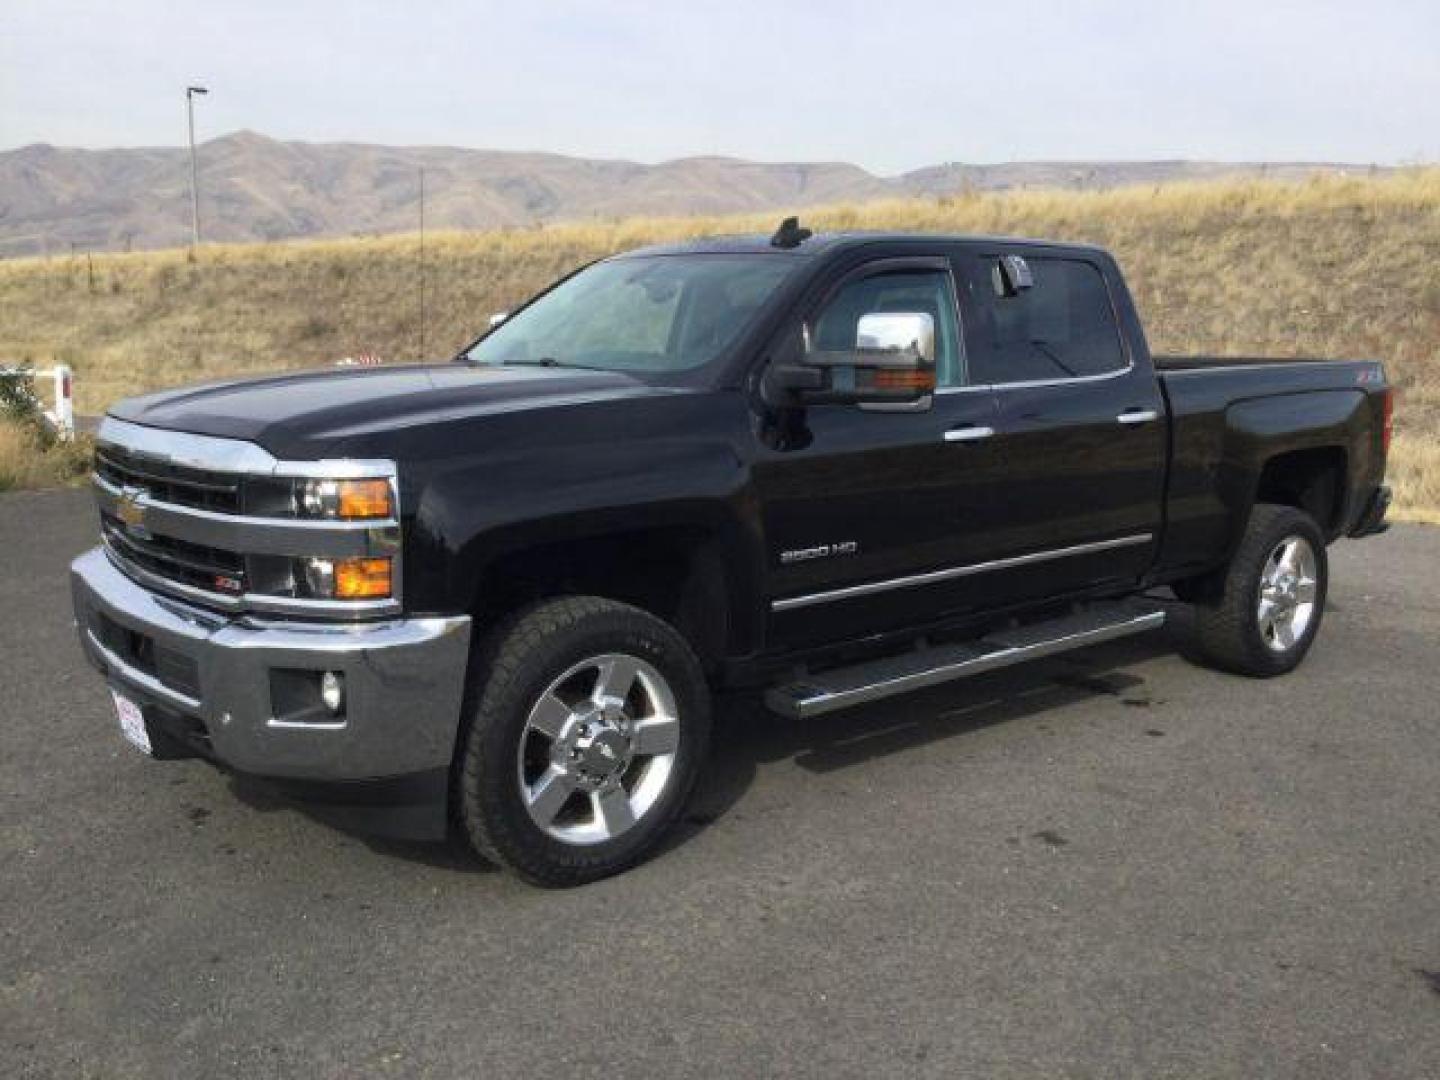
[949,247,1165,604]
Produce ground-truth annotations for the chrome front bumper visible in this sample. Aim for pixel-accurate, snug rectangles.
[71,547,472,781]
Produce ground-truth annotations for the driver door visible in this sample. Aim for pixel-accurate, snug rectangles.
[752,256,1006,651]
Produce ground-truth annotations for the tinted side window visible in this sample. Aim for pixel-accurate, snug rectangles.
[960,256,1126,384]
[809,269,964,387]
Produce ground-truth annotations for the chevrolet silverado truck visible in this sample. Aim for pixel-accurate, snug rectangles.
[71,221,1394,886]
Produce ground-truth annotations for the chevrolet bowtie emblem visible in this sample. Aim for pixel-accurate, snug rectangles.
[116,486,148,530]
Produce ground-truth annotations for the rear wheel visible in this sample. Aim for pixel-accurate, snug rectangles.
[1189,503,1328,677]
[455,596,710,886]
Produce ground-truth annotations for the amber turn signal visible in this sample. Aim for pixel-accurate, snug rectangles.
[300,478,394,519]
[336,479,393,519]
[334,557,393,599]
[872,369,937,391]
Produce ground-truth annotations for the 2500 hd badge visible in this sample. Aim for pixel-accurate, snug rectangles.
[780,540,860,564]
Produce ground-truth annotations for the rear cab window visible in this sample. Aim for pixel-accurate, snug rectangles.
[954,252,1128,386]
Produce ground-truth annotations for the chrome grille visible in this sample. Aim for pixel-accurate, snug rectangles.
[93,416,401,620]
[96,443,242,514]
[101,514,246,595]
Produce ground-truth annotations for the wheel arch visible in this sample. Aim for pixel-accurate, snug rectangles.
[401,430,768,672]
[464,519,754,674]
[1253,446,1349,536]
[1218,389,1370,558]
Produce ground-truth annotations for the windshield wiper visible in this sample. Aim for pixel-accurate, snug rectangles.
[503,357,605,371]
[460,354,600,371]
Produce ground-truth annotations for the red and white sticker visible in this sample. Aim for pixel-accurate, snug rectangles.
[110,690,152,755]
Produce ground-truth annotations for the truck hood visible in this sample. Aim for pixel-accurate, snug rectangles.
[108,363,683,459]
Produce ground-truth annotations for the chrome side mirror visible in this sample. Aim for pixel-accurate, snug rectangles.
[855,311,934,364]
[764,311,937,408]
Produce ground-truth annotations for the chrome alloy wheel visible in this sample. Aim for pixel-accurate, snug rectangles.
[1256,535,1319,652]
[515,653,681,845]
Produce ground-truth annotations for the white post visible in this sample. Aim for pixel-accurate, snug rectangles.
[52,365,74,440]
[0,365,76,440]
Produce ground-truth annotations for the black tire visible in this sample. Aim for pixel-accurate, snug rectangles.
[1189,503,1329,677]
[455,596,711,887]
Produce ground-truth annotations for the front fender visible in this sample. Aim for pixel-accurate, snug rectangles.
[401,437,768,654]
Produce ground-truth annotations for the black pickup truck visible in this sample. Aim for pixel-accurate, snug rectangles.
[71,222,1393,885]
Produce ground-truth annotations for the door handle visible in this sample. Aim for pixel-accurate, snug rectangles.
[943,425,995,443]
[1116,408,1159,425]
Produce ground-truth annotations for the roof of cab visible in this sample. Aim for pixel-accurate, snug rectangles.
[615,231,1110,259]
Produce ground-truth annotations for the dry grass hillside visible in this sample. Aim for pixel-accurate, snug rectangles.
[0,170,1436,515]
[1,131,1378,255]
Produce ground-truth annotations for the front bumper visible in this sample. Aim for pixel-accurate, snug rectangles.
[70,547,472,782]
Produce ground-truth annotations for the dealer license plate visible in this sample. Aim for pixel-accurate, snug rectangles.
[110,690,152,755]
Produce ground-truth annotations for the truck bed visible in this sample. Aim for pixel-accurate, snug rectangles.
[1153,353,1389,578]
[1154,354,1381,374]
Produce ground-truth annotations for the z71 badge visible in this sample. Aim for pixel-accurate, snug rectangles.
[779,540,860,565]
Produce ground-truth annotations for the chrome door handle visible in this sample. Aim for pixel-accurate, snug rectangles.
[1116,408,1159,425]
[943,425,995,443]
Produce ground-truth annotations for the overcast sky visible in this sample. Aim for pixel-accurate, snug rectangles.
[2,0,1436,174]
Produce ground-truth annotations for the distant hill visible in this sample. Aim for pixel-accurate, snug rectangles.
[0,131,1386,256]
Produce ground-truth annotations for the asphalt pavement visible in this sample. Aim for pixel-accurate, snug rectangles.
[3,489,1438,1078]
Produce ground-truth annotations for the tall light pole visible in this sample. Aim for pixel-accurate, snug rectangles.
[186,85,208,246]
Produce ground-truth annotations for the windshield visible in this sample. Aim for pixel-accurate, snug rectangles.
[463,255,796,374]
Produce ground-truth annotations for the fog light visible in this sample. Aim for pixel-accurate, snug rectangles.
[320,671,345,714]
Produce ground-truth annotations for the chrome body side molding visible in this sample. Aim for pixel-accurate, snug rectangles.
[771,534,1154,613]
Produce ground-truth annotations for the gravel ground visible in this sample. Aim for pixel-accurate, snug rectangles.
[3,489,1438,1078]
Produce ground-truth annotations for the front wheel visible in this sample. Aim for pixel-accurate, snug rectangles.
[1189,503,1329,677]
[455,596,711,886]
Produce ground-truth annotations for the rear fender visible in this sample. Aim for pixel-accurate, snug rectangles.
[1217,389,1371,557]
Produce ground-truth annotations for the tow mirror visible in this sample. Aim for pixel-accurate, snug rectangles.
[766,311,937,407]
[855,311,935,363]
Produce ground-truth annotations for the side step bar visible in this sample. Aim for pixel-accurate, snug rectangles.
[764,601,1165,719]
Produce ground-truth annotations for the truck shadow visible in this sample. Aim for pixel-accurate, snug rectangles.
[663,615,1195,857]
[228,609,1197,873]
[223,772,505,874]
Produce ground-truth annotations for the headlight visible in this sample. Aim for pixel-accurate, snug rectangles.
[302,557,336,597]
[299,478,393,519]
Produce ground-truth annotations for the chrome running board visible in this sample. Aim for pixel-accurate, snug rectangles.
[764,601,1165,719]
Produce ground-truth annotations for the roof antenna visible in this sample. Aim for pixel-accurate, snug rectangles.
[770,216,812,249]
